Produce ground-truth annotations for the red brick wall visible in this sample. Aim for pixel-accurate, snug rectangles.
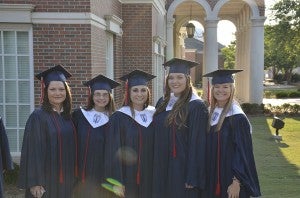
[90,26,106,76]
[121,3,154,105]
[0,0,90,12]
[33,24,92,108]
[91,0,121,19]
[122,4,152,72]
[113,36,124,107]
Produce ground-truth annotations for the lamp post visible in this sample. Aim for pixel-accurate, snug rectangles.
[186,5,195,38]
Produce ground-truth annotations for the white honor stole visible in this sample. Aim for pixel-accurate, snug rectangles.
[117,106,155,127]
[210,102,252,133]
[81,108,109,128]
[166,92,201,111]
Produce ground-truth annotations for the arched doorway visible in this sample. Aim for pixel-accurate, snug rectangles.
[166,0,266,104]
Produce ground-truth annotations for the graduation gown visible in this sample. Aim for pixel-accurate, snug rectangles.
[204,104,261,198]
[152,94,208,198]
[18,108,77,198]
[0,117,14,198]
[72,108,111,198]
[105,106,155,198]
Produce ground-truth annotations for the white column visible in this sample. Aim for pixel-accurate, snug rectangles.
[249,18,266,104]
[202,19,218,101]
[166,18,175,60]
[204,19,219,73]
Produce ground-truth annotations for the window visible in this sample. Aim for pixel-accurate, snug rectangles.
[0,30,33,154]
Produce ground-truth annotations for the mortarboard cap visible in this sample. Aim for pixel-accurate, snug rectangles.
[36,65,72,86]
[202,69,243,85]
[84,74,120,93]
[120,70,156,87]
[163,58,199,74]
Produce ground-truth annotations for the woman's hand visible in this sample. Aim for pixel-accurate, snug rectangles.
[227,179,240,198]
[30,186,45,198]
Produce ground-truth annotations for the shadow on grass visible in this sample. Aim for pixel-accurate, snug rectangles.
[250,116,300,198]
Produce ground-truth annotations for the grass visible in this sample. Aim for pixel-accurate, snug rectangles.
[250,116,300,198]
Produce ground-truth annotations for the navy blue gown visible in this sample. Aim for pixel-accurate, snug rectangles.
[204,106,261,198]
[18,108,77,198]
[152,97,208,198]
[0,117,14,198]
[105,106,154,198]
[72,108,111,198]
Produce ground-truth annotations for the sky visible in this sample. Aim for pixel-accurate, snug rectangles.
[191,0,279,46]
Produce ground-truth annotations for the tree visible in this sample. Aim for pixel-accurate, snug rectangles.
[221,41,236,69]
[264,0,300,83]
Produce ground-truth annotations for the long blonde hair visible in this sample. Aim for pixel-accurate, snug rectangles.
[208,83,235,132]
[154,75,194,128]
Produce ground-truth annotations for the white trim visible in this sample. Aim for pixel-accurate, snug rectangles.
[0,4,35,23]
[31,12,107,29]
[0,4,35,11]
[213,0,261,19]
[167,0,213,21]
[105,15,123,36]
[120,0,166,15]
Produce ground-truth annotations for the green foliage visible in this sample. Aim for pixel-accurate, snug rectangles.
[3,163,19,185]
[275,91,289,98]
[264,89,300,98]
[273,73,285,83]
[289,91,300,97]
[240,102,300,116]
[264,0,300,83]
[264,103,300,116]
[291,73,300,82]
[241,103,264,115]
[221,42,236,69]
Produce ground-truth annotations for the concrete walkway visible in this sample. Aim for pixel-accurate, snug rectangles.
[263,98,300,106]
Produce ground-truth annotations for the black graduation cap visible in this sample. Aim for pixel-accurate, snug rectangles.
[163,58,199,75]
[35,64,72,86]
[120,69,156,87]
[83,74,120,93]
[202,69,243,85]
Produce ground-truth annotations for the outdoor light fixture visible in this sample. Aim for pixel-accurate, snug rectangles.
[186,5,195,38]
[271,116,285,140]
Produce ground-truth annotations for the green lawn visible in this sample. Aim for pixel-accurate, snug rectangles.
[250,116,300,198]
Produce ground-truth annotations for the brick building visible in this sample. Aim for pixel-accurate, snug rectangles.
[0,0,166,157]
[0,0,266,159]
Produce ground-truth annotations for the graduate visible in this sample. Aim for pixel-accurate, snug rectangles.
[72,74,120,198]
[105,70,156,198]
[0,116,14,197]
[203,69,261,198]
[18,65,77,198]
[152,58,208,198]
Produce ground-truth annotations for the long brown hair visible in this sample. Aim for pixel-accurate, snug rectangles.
[154,74,194,128]
[122,86,151,118]
[208,83,235,132]
[85,91,116,116]
[42,81,72,119]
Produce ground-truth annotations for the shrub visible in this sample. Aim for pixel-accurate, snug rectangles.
[4,163,19,185]
[275,91,289,98]
[291,73,300,83]
[274,73,285,83]
[288,91,300,98]
[241,103,264,115]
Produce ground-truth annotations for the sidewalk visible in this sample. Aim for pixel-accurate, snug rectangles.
[263,98,300,106]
